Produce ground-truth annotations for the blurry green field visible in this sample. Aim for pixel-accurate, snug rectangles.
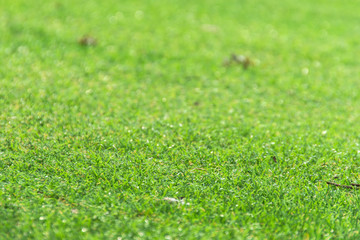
[2,0,360,239]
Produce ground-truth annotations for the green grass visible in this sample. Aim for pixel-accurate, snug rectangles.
[2,0,360,239]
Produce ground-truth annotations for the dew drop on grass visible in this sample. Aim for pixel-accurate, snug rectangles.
[302,67,309,75]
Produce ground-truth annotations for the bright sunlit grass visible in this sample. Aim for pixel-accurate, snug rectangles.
[2,0,360,239]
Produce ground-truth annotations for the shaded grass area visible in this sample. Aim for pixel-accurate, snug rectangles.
[1,0,360,239]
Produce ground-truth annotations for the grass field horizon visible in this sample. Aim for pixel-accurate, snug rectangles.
[2,0,360,239]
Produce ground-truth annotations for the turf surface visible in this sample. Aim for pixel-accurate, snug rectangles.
[2,0,360,239]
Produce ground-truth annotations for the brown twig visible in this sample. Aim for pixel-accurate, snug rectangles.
[326,181,357,189]
[351,183,360,187]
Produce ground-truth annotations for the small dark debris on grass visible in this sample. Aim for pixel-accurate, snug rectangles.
[193,101,200,106]
[223,53,253,69]
[271,156,277,163]
[326,181,359,189]
[78,35,97,47]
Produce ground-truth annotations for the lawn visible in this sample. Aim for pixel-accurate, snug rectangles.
[1,0,360,239]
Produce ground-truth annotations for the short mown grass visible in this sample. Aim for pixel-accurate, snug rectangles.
[2,0,360,239]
